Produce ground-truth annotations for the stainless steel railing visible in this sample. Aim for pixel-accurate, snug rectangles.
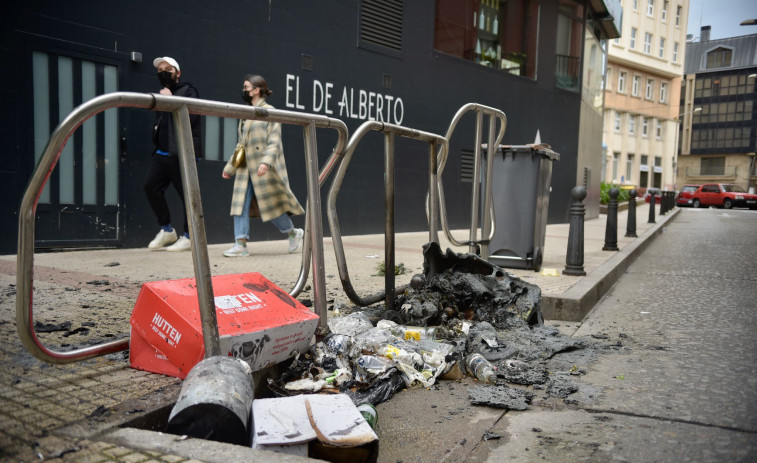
[17,91,348,364]
[327,121,448,312]
[436,103,507,257]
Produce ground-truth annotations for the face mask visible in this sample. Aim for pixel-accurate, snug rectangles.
[158,71,175,88]
[241,90,253,104]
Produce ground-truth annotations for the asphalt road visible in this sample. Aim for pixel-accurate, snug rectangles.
[376,208,757,462]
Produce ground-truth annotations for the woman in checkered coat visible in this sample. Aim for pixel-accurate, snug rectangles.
[221,75,305,257]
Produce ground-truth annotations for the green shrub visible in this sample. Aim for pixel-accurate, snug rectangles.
[600,182,631,204]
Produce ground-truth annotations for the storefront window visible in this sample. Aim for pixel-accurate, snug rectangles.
[434,0,540,79]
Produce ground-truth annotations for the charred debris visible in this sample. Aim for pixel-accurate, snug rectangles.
[272,242,598,409]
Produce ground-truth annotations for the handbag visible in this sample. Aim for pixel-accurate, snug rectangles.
[230,143,246,169]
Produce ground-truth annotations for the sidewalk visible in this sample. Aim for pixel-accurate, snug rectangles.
[0,202,679,462]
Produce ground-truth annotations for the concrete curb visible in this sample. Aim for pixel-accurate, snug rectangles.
[102,428,318,462]
[541,207,680,322]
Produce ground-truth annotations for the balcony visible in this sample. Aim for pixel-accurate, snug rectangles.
[555,54,579,92]
[685,166,738,181]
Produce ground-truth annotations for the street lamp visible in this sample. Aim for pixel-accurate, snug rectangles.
[673,107,701,188]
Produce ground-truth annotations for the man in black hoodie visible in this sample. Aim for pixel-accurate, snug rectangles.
[143,56,203,251]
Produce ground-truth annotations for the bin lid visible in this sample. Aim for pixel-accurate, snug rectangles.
[482,143,559,161]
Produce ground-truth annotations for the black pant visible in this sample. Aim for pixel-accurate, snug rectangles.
[143,154,188,235]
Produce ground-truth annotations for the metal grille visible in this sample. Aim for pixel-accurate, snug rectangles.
[360,0,403,52]
[460,149,475,183]
[383,74,392,89]
[301,54,314,71]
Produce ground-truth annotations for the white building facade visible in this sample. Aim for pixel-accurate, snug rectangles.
[602,0,690,191]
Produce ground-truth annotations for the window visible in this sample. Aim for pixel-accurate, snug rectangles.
[556,1,585,91]
[646,79,654,99]
[630,28,637,49]
[655,120,662,138]
[614,112,622,131]
[612,152,619,180]
[659,37,665,58]
[642,117,649,136]
[644,33,652,54]
[706,47,733,69]
[434,0,540,79]
[701,158,725,175]
[662,1,668,21]
[626,154,634,181]
[675,5,682,26]
[673,42,679,62]
[659,82,668,102]
[628,114,636,134]
[647,0,655,16]
[618,71,627,93]
[605,67,612,91]
[632,75,640,96]
[633,0,638,10]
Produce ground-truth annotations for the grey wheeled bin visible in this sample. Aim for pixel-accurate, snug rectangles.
[486,144,559,271]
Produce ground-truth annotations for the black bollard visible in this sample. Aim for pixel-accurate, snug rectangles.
[564,186,587,276]
[603,188,620,251]
[625,189,638,238]
[660,191,668,215]
[647,190,656,223]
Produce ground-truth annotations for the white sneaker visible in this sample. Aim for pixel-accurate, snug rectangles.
[166,236,191,252]
[288,228,304,253]
[223,242,250,257]
[148,229,178,249]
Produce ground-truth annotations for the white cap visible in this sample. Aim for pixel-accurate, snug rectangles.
[153,56,180,72]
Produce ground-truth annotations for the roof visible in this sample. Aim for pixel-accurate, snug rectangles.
[684,34,757,74]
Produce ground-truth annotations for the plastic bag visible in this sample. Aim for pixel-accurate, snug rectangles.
[328,312,373,337]
[345,368,406,405]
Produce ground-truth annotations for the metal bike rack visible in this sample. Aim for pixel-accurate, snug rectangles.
[17,91,347,364]
[436,103,507,257]
[327,121,448,312]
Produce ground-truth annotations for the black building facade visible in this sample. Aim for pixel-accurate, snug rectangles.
[1,0,620,254]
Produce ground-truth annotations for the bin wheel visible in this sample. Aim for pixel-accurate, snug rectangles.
[532,247,543,272]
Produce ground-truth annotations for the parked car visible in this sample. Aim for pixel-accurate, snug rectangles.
[643,188,662,203]
[691,183,757,209]
[676,185,699,207]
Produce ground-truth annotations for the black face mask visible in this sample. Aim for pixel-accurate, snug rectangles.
[241,90,253,104]
[158,71,175,88]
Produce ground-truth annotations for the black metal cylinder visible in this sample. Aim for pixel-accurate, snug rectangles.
[660,191,668,215]
[647,190,656,224]
[564,186,587,276]
[625,189,638,238]
[603,188,619,251]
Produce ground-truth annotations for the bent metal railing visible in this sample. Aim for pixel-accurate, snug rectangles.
[327,121,448,312]
[437,103,507,257]
[17,91,348,364]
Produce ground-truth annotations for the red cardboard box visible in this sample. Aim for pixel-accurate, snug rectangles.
[129,273,319,379]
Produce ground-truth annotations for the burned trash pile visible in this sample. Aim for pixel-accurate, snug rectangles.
[273,243,586,408]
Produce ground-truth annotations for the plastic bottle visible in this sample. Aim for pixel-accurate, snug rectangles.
[465,353,496,384]
[357,403,378,429]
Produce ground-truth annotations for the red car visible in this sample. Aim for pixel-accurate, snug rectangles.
[676,185,699,207]
[643,188,662,204]
[691,183,757,209]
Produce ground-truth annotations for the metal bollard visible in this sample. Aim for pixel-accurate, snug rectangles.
[647,190,656,224]
[564,186,587,276]
[625,189,638,237]
[603,188,619,251]
[660,191,668,215]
